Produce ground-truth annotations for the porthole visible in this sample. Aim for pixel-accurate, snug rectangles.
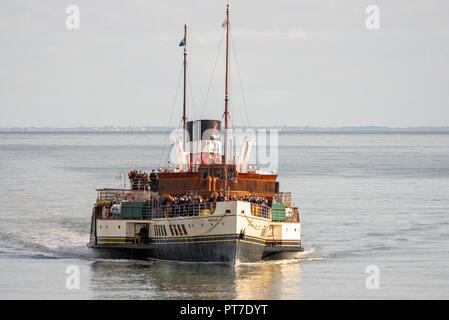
[118,225,121,229]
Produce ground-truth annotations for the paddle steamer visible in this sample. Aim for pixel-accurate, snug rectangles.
[87,5,303,263]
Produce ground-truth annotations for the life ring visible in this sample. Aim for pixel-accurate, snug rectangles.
[125,193,134,201]
[163,193,173,202]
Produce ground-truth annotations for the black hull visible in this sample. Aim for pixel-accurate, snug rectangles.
[88,246,155,260]
[88,235,266,264]
[262,240,303,258]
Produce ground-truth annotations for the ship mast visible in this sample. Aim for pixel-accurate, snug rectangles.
[182,24,187,150]
[224,4,230,165]
[223,4,230,196]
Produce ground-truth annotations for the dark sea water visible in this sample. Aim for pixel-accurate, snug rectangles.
[0,132,448,299]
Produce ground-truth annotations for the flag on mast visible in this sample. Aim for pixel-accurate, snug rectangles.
[221,19,228,28]
[179,37,186,47]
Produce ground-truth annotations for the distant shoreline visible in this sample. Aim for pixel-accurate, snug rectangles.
[1,126,449,133]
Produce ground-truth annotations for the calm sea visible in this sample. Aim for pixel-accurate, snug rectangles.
[0,131,448,299]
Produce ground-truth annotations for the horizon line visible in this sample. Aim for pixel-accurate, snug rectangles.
[1,125,449,133]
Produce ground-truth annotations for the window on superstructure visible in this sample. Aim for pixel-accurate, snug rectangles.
[201,168,212,179]
[214,168,223,179]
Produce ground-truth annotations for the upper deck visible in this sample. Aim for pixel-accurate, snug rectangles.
[94,188,299,223]
[130,164,277,197]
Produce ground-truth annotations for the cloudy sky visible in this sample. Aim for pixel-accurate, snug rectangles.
[0,0,448,128]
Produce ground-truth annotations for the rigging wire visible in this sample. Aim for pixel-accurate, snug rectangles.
[186,63,197,120]
[230,32,251,128]
[227,32,234,130]
[200,28,226,119]
[158,63,184,169]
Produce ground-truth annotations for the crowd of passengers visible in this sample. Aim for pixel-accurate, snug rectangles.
[146,193,271,217]
[157,193,272,207]
[128,170,159,191]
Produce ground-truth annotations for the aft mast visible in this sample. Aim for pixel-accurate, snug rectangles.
[182,24,188,151]
[223,4,230,196]
[224,4,230,166]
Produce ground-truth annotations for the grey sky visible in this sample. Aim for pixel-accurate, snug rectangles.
[1,0,448,128]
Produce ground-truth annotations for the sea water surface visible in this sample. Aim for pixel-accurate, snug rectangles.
[0,131,448,299]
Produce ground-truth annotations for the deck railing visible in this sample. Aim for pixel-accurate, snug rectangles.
[281,207,300,223]
[250,203,271,220]
[96,188,153,203]
[102,200,273,221]
[150,202,216,219]
[111,202,217,220]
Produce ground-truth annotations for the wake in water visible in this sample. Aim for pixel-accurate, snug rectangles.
[0,224,94,261]
[235,248,329,266]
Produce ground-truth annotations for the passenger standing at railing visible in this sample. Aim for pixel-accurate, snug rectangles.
[194,196,201,215]
[150,169,158,191]
[173,196,178,216]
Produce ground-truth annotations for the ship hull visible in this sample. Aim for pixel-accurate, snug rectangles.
[263,222,302,258]
[88,235,266,263]
[262,241,304,258]
[87,245,155,260]
[88,201,270,264]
